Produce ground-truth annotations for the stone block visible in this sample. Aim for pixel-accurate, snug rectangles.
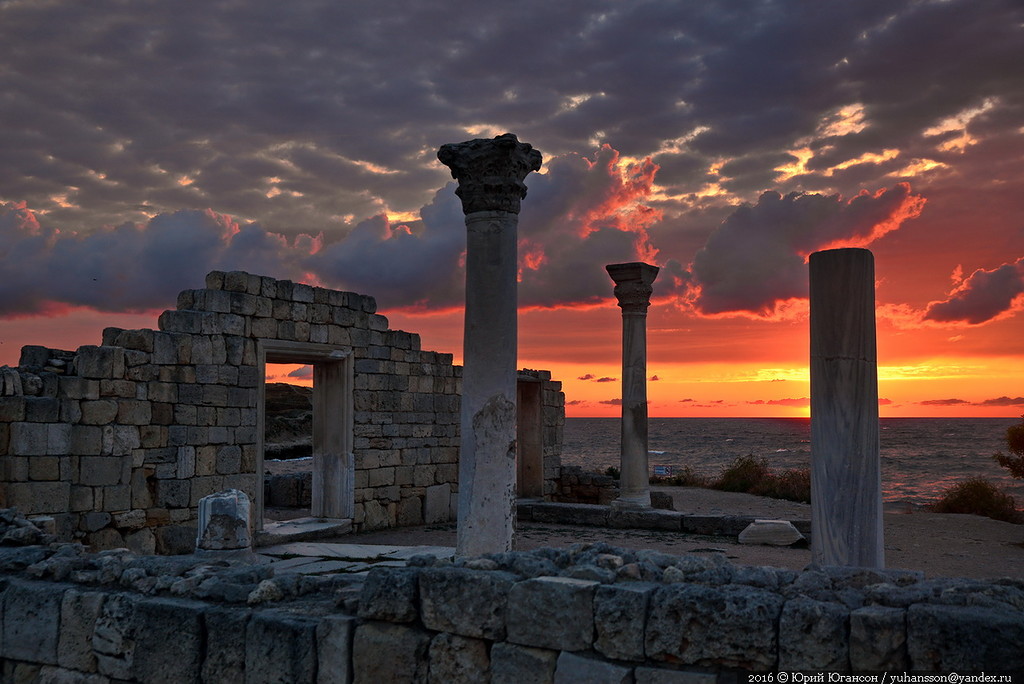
[76,345,126,379]
[245,611,319,683]
[58,588,106,672]
[0,396,26,422]
[131,596,205,683]
[216,445,242,474]
[203,607,250,684]
[352,622,430,684]
[850,605,908,671]
[507,576,598,652]
[117,399,152,425]
[594,582,657,662]
[490,642,558,684]
[907,603,1024,671]
[80,456,126,486]
[316,614,356,684]
[81,400,119,425]
[739,519,805,546]
[9,422,47,455]
[424,483,451,523]
[196,488,252,551]
[47,423,71,454]
[646,584,783,670]
[70,425,103,454]
[398,496,424,526]
[429,632,490,684]
[553,652,632,684]
[359,566,420,622]
[154,478,191,508]
[634,668,718,684]
[24,396,59,422]
[100,379,137,398]
[420,567,516,640]
[59,376,101,400]
[778,597,849,671]
[2,578,65,664]
[29,455,60,480]
[7,481,70,514]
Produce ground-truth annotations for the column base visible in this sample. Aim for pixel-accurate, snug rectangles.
[610,496,651,511]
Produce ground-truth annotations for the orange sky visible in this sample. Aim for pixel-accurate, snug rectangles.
[2,2,1022,419]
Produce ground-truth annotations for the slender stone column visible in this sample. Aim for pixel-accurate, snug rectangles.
[606,262,660,510]
[809,247,884,568]
[438,133,542,557]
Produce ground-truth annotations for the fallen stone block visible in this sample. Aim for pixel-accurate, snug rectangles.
[738,519,804,546]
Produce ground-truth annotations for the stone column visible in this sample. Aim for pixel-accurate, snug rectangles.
[438,133,542,557]
[606,262,660,510]
[809,247,884,568]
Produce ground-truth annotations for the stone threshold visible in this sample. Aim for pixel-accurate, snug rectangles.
[518,501,812,539]
[254,517,353,547]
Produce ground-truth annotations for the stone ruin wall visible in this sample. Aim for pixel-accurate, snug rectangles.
[0,270,565,553]
[1,537,1021,681]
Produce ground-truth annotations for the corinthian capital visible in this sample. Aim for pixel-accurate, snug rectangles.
[438,133,543,215]
[607,262,660,314]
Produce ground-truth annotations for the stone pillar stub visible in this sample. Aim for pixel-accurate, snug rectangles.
[195,488,256,561]
[438,133,542,558]
[606,262,659,510]
[809,247,884,569]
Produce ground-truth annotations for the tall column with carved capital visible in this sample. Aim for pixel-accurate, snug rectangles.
[438,133,542,557]
[606,262,660,509]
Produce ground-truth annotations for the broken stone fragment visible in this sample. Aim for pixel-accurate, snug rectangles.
[738,519,804,546]
[195,489,253,552]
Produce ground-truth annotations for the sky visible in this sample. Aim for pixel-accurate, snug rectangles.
[1,0,1023,418]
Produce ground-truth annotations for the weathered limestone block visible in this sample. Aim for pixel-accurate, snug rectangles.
[553,652,632,684]
[594,582,657,661]
[738,519,804,546]
[246,610,319,684]
[195,488,252,552]
[76,346,126,379]
[428,633,490,684]
[490,643,558,684]
[131,596,205,683]
[352,621,431,684]
[1,578,65,664]
[907,603,1024,671]
[646,584,783,670]
[424,483,451,524]
[419,567,515,640]
[507,576,598,651]
[850,605,907,670]
[203,607,250,684]
[634,668,717,684]
[317,614,356,684]
[80,456,126,486]
[93,593,136,679]
[778,597,849,671]
[359,566,419,622]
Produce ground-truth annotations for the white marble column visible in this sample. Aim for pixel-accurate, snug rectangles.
[809,247,884,568]
[438,133,542,557]
[606,262,660,510]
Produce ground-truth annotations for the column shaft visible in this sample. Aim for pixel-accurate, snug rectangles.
[809,247,884,568]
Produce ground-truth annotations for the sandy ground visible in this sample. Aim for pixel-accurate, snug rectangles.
[290,485,1024,580]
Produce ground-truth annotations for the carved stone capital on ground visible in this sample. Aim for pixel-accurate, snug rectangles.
[606,262,660,314]
[437,133,543,215]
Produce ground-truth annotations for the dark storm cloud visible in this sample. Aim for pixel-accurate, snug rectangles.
[689,184,925,315]
[1,0,1022,318]
[923,258,1024,325]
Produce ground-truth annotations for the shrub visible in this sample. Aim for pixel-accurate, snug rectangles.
[709,455,811,504]
[650,465,708,487]
[993,414,1024,479]
[929,477,1022,524]
[603,466,620,479]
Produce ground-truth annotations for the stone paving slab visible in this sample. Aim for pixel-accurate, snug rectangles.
[256,542,455,575]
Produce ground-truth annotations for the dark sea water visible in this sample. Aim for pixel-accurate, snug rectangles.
[562,417,1024,508]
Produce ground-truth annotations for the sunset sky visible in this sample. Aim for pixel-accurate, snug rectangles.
[1,1,1022,417]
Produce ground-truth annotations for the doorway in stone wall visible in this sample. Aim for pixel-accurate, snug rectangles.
[256,340,354,530]
[516,377,545,499]
[264,363,314,520]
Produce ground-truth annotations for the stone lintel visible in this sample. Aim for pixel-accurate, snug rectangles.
[606,262,660,314]
[437,133,542,215]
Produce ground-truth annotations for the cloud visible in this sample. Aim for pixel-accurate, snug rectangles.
[978,396,1024,407]
[688,184,925,316]
[919,398,970,406]
[577,374,597,381]
[600,399,623,405]
[287,366,314,380]
[748,397,809,407]
[0,202,308,316]
[923,257,1024,325]
[595,377,617,383]
[649,375,660,381]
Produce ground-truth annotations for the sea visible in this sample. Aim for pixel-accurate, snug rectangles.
[561,417,1024,509]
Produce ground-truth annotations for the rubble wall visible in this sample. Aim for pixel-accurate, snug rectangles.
[1,539,1022,681]
[0,270,470,551]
